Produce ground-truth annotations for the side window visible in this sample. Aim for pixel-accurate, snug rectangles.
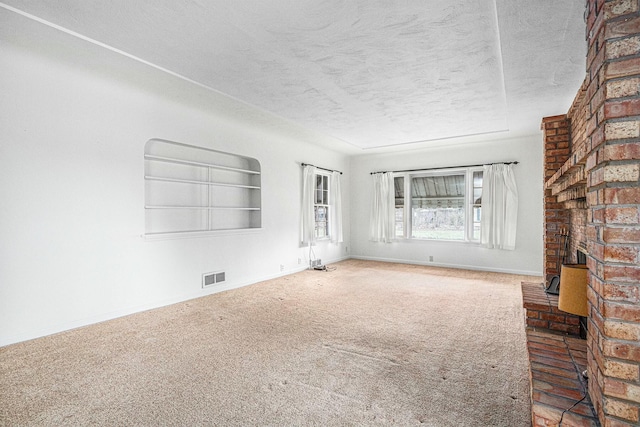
[314,173,330,238]
[394,176,404,237]
[471,171,483,241]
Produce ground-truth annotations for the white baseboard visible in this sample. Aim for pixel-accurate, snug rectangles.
[349,255,542,277]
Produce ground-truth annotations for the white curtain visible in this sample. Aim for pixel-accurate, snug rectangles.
[300,165,316,245]
[330,171,343,243]
[370,172,395,243]
[481,164,518,250]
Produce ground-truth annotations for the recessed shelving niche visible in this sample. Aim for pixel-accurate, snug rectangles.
[144,139,261,237]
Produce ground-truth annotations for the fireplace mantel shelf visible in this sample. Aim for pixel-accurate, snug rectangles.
[545,142,589,194]
[545,142,589,208]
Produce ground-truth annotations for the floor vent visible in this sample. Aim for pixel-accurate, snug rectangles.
[203,271,225,288]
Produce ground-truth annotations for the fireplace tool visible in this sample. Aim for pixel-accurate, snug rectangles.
[546,226,569,295]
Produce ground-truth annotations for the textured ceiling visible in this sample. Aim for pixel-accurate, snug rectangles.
[0,1,586,151]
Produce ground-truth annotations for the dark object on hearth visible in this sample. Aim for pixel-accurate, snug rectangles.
[546,275,560,295]
[546,227,569,295]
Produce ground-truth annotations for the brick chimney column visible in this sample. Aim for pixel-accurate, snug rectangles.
[584,0,640,424]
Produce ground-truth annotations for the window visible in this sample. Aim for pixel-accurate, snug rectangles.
[411,173,465,240]
[394,176,405,237]
[314,173,330,239]
[394,167,482,242]
[472,171,483,240]
[302,165,342,245]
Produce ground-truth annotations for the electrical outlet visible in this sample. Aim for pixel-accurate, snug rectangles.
[429,256,434,262]
[280,264,284,272]
[298,258,301,264]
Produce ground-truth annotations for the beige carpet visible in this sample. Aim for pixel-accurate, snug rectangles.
[1,260,538,426]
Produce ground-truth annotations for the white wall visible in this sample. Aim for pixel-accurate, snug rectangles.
[0,11,349,346]
[349,136,543,275]
[0,9,544,347]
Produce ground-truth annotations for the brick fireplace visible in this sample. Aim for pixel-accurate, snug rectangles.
[542,1,640,425]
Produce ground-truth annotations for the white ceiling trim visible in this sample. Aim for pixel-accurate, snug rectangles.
[0,2,283,116]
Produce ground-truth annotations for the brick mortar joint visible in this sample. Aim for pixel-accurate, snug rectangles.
[603,116,640,123]
[597,206,640,211]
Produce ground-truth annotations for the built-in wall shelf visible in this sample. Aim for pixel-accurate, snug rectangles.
[144,139,261,236]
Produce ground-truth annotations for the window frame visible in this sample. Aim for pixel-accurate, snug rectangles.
[394,166,482,243]
[314,171,331,240]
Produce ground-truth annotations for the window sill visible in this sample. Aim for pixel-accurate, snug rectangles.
[394,237,482,246]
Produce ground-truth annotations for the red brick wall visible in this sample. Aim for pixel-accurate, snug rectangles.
[586,1,640,425]
[542,116,571,284]
[546,1,640,425]
[567,79,590,266]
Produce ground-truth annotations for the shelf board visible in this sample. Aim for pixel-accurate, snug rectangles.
[145,155,261,175]
[145,175,260,189]
[145,206,261,210]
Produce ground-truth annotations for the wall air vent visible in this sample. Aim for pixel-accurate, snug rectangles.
[203,271,225,288]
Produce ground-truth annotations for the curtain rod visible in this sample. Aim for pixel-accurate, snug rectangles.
[370,161,519,175]
[302,163,343,175]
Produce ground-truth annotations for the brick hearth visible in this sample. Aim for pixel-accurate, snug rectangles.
[527,330,599,427]
[523,282,600,426]
[523,282,581,336]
